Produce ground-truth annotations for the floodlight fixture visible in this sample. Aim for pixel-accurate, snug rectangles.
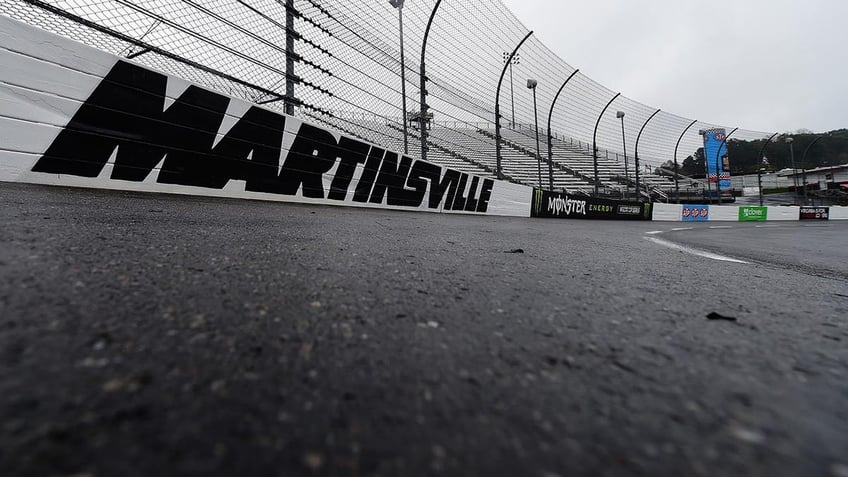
[391,0,408,153]
[528,79,542,187]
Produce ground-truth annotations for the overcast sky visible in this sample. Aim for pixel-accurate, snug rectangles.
[500,0,847,134]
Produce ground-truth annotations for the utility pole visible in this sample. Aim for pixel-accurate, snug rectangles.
[285,0,295,116]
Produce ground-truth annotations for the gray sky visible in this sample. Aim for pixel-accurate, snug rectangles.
[500,0,847,134]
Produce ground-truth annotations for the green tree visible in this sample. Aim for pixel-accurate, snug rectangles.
[680,148,705,177]
[724,129,848,174]
[655,160,675,175]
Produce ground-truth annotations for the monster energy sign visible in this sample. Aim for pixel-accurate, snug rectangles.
[531,189,651,220]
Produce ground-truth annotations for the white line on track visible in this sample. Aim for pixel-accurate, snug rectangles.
[709,225,733,229]
[644,237,750,264]
[671,227,694,231]
[645,231,664,235]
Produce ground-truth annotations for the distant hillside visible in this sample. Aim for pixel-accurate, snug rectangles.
[663,129,848,178]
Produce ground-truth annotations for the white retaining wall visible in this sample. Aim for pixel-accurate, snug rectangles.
[1,16,845,223]
[0,16,531,217]
[651,204,848,222]
[769,206,801,221]
[710,206,738,222]
[651,203,682,221]
[831,207,848,220]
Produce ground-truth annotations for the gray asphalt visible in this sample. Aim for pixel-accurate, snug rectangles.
[659,222,848,281]
[1,183,847,477]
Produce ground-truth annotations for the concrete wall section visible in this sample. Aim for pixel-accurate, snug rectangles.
[652,203,682,221]
[486,181,533,217]
[768,206,801,221]
[0,16,531,218]
[710,206,738,222]
[830,207,848,220]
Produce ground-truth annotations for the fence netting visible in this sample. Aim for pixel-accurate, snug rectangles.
[1,0,771,195]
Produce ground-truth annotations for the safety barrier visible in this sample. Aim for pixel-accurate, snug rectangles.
[0,17,530,217]
[1,17,846,223]
[652,203,847,222]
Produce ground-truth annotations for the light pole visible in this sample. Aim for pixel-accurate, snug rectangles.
[673,119,698,203]
[527,79,542,188]
[635,108,661,201]
[503,52,520,128]
[495,31,533,180]
[546,69,579,192]
[698,129,711,203]
[418,0,443,164]
[389,0,409,155]
[786,136,797,199]
[714,127,738,204]
[592,92,621,197]
[756,132,779,207]
[615,111,628,198]
[285,0,295,116]
[801,134,826,205]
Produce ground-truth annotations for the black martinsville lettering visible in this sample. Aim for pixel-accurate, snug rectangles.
[34,61,236,184]
[478,179,494,212]
[352,146,385,203]
[430,169,461,209]
[464,176,480,212]
[152,87,230,188]
[451,174,470,211]
[277,124,338,198]
[370,152,413,206]
[406,160,441,208]
[32,60,494,213]
[218,106,286,191]
[327,137,370,201]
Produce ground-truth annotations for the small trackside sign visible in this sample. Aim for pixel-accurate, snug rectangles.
[799,207,829,220]
[738,206,767,222]
[531,189,651,220]
[682,205,709,222]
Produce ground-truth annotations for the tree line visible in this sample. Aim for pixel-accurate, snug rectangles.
[657,129,848,177]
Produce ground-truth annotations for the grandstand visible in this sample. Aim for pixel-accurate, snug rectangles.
[0,0,765,200]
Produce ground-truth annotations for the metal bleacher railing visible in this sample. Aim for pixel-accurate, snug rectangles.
[0,0,769,200]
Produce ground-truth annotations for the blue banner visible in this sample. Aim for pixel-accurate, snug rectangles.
[702,128,730,188]
[682,205,709,222]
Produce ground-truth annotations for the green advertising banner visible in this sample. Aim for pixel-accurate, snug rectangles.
[739,206,768,222]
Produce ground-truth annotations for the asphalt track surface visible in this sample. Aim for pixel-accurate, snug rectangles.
[1,183,847,477]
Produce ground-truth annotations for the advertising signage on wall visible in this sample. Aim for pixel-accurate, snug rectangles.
[800,207,829,220]
[23,60,499,214]
[0,17,534,218]
[681,205,709,222]
[530,189,652,220]
[738,206,768,222]
[702,128,731,189]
